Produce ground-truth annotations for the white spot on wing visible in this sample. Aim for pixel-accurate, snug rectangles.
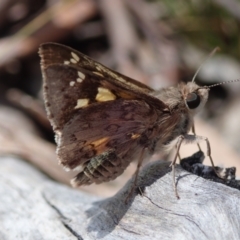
[96,66,102,72]
[64,61,70,65]
[70,58,77,64]
[78,71,85,80]
[77,78,83,83]
[93,71,104,77]
[95,63,126,83]
[69,81,75,86]
[71,52,80,62]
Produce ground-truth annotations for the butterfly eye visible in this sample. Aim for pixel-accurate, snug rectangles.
[186,92,201,109]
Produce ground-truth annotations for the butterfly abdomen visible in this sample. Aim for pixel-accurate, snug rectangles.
[71,150,130,186]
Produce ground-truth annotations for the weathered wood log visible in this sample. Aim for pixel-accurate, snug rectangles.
[0,155,240,240]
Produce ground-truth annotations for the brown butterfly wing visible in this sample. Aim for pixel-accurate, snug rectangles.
[59,99,163,185]
[39,43,170,185]
[40,42,154,93]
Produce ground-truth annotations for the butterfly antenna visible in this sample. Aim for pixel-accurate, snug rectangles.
[192,47,220,83]
[208,79,240,88]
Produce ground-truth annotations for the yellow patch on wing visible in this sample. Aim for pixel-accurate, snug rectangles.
[96,87,116,102]
[131,133,141,139]
[87,137,110,156]
[91,137,109,147]
[90,137,110,154]
[74,99,89,109]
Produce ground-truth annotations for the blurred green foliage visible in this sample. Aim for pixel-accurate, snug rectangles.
[152,0,240,57]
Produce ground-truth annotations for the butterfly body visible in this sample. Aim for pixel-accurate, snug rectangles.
[39,43,209,187]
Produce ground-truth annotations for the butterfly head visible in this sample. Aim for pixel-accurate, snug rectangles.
[183,79,240,114]
[182,82,209,114]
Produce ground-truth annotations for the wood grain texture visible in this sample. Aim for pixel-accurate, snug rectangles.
[0,155,240,240]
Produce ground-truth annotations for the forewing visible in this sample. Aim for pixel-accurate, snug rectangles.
[39,43,168,131]
[40,42,154,93]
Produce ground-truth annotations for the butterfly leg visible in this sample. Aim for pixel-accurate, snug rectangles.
[202,137,220,177]
[125,147,146,203]
[177,153,181,161]
[192,121,201,151]
[170,135,184,199]
[169,133,221,199]
[179,134,223,179]
[197,135,226,179]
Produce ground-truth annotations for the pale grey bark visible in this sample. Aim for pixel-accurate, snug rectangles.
[0,155,240,240]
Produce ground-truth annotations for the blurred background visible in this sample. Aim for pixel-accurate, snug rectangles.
[0,0,240,197]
